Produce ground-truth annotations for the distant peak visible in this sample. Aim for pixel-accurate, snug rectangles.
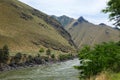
[77,16,88,23]
[78,16,84,20]
[51,15,56,17]
[61,15,67,17]
[99,23,107,26]
[60,15,71,18]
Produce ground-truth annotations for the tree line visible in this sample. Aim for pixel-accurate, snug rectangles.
[0,45,75,68]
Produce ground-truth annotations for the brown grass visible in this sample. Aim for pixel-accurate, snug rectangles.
[95,73,110,80]
[65,19,120,49]
[0,0,74,54]
[88,72,110,80]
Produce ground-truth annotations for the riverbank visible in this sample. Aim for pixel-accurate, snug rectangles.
[0,45,78,72]
[0,58,80,80]
[0,55,77,72]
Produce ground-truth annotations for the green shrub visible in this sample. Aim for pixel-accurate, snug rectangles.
[39,48,44,53]
[51,54,55,58]
[27,55,33,63]
[0,45,9,63]
[34,54,42,64]
[37,54,41,57]
[14,52,22,64]
[43,56,49,62]
[46,49,51,56]
[76,42,120,78]
[58,54,73,61]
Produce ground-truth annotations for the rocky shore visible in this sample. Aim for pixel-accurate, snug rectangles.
[0,56,76,72]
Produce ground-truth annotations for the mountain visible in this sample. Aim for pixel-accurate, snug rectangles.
[77,16,88,23]
[99,23,107,26]
[65,16,120,48]
[51,15,74,27]
[0,0,75,53]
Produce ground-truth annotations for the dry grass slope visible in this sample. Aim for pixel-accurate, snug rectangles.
[0,0,75,53]
[65,18,120,48]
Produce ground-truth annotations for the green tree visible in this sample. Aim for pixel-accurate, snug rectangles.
[102,0,120,28]
[0,45,9,63]
[46,49,51,56]
[37,53,41,57]
[14,52,22,64]
[27,55,33,63]
[51,54,55,58]
[0,49,4,63]
[34,54,42,64]
[3,45,9,60]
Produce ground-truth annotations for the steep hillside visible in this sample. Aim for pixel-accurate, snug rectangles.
[65,16,120,48]
[0,0,75,53]
[51,15,74,27]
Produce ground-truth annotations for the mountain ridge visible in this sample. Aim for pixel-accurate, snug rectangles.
[53,15,120,48]
[77,16,89,23]
[51,15,74,27]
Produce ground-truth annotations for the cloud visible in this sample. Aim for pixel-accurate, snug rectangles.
[19,0,114,27]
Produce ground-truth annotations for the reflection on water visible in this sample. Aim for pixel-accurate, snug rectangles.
[0,59,80,80]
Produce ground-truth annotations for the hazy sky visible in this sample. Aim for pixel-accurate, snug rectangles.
[19,0,114,27]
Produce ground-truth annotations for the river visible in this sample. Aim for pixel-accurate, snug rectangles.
[0,59,80,80]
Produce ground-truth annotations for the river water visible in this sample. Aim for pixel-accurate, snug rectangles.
[0,59,80,80]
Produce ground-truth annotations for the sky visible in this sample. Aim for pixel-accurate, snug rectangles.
[19,0,114,27]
